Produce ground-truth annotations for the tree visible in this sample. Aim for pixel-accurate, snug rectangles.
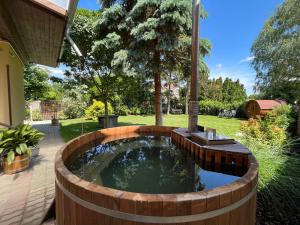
[251,0,300,134]
[24,64,50,100]
[97,0,210,125]
[127,0,207,125]
[61,9,116,127]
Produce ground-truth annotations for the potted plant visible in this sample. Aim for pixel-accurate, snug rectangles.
[21,124,44,157]
[0,124,44,173]
[51,113,59,126]
[0,126,32,174]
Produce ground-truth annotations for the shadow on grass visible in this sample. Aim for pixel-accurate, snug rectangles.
[118,122,146,126]
[256,152,300,225]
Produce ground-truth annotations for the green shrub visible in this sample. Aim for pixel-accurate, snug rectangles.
[199,100,245,117]
[32,110,43,121]
[243,139,300,224]
[199,100,227,115]
[130,107,141,115]
[140,104,154,115]
[240,105,300,223]
[25,107,30,120]
[85,100,113,119]
[57,111,67,120]
[116,105,130,116]
[240,105,293,153]
[63,97,86,119]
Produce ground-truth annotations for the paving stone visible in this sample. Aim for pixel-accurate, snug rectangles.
[0,121,64,225]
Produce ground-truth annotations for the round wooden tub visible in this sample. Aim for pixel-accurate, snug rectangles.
[55,126,258,225]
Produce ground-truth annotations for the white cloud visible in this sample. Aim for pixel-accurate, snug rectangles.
[239,56,254,63]
[216,63,223,69]
[37,64,64,76]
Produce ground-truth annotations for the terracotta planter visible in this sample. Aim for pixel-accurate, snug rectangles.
[2,155,30,174]
[31,146,40,157]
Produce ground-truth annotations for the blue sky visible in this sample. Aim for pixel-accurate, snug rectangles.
[49,0,283,95]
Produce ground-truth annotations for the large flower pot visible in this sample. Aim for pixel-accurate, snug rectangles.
[2,155,30,174]
[98,115,119,128]
[52,119,59,126]
[31,146,40,157]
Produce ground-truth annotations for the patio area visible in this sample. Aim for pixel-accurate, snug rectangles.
[0,121,63,225]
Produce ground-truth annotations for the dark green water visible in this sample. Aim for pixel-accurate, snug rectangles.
[67,135,240,194]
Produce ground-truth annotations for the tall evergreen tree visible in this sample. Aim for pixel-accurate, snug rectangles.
[97,0,209,125]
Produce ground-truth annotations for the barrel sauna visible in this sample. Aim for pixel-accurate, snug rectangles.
[245,99,286,118]
[55,126,258,225]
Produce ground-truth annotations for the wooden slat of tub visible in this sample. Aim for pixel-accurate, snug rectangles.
[199,147,205,162]
[76,182,96,225]
[234,154,244,168]
[133,194,152,225]
[249,191,257,225]
[161,194,177,217]
[229,182,242,225]
[205,190,220,225]
[91,186,123,225]
[215,151,222,164]
[217,186,232,225]
[194,145,199,159]
[62,138,80,161]
[55,183,63,225]
[176,195,192,225]
[148,195,164,225]
[239,178,252,225]
[119,192,137,225]
[225,152,233,165]
[205,150,213,164]
[186,140,191,153]
[240,173,256,225]
[190,193,207,225]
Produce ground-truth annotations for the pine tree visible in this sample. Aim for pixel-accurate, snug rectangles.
[97,0,209,125]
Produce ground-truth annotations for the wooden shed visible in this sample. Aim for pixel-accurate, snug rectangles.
[245,99,286,118]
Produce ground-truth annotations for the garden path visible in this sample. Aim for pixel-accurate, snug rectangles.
[0,121,64,225]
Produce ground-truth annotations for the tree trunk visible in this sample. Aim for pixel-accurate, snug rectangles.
[154,72,163,126]
[297,101,300,137]
[154,49,163,126]
[104,100,109,128]
[185,78,190,115]
[167,82,171,115]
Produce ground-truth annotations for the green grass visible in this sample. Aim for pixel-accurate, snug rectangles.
[60,114,244,142]
[243,140,300,224]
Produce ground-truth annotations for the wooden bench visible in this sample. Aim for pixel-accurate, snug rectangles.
[171,108,183,114]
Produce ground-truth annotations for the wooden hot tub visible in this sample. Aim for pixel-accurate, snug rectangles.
[55,126,258,225]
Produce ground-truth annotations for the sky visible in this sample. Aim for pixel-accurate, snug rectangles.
[48,0,283,95]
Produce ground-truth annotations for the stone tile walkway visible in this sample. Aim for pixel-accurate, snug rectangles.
[0,121,64,225]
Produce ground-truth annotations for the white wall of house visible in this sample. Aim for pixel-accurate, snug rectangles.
[0,41,25,127]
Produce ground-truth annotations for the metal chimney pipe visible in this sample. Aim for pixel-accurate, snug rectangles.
[188,0,200,132]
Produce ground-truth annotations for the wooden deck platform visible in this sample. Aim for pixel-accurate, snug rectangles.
[172,128,251,155]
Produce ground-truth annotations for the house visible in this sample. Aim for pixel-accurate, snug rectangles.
[162,82,180,98]
[0,0,78,127]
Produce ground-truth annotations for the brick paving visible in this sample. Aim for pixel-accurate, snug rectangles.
[0,121,64,225]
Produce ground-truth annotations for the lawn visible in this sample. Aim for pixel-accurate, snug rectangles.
[60,114,244,142]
